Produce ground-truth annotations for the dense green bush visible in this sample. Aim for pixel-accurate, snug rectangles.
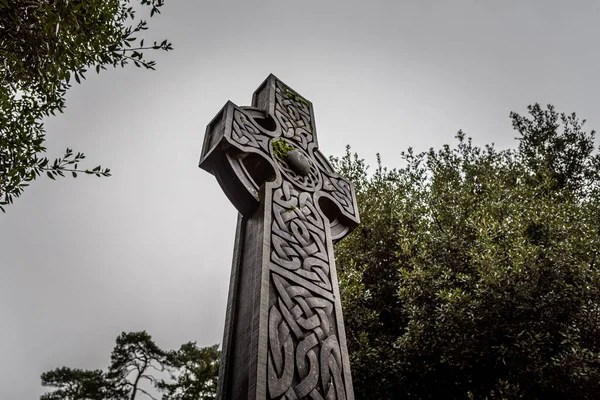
[333,104,600,399]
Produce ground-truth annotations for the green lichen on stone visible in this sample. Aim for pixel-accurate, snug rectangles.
[272,137,294,162]
[283,87,310,107]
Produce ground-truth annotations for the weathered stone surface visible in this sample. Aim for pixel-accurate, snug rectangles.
[200,74,360,400]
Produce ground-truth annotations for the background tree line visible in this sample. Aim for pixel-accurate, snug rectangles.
[40,331,219,400]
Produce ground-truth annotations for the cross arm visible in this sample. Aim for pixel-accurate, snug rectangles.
[199,101,280,216]
[312,151,360,243]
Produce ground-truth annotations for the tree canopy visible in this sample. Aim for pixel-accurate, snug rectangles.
[333,104,600,399]
[0,0,172,211]
[40,331,219,400]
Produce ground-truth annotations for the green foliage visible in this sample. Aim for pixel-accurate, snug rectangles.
[40,331,220,400]
[0,0,173,212]
[283,87,310,107]
[40,368,116,400]
[157,343,220,400]
[106,331,170,399]
[332,104,600,399]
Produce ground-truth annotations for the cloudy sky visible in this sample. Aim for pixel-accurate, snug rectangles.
[2,1,600,398]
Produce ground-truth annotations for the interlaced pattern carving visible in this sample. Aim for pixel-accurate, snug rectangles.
[268,182,347,399]
[272,145,322,193]
[274,81,314,151]
[231,103,357,221]
[231,109,270,154]
[321,172,356,217]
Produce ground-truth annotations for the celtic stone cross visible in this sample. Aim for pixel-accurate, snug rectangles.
[199,74,359,400]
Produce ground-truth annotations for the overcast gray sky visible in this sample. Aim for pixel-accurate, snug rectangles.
[2,1,600,398]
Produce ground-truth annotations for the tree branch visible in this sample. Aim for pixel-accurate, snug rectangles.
[136,387,158,400]
[130,361,147,400]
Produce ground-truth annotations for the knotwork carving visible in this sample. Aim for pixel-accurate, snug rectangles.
[321,172,356,217]
[268,274,347,400]
[274,81,314,151]
[271,182,330,291]
[271,144,322,193]
[231,109,271,155]
[268,181,347,398]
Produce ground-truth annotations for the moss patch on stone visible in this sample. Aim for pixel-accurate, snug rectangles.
[272,137,294,162]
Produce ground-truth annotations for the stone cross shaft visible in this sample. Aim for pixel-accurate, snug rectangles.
[199,74,360,400]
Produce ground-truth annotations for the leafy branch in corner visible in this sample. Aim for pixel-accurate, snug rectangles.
[0,0,173,212]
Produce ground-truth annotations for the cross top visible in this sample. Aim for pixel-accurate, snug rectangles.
[200,74,359,241]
